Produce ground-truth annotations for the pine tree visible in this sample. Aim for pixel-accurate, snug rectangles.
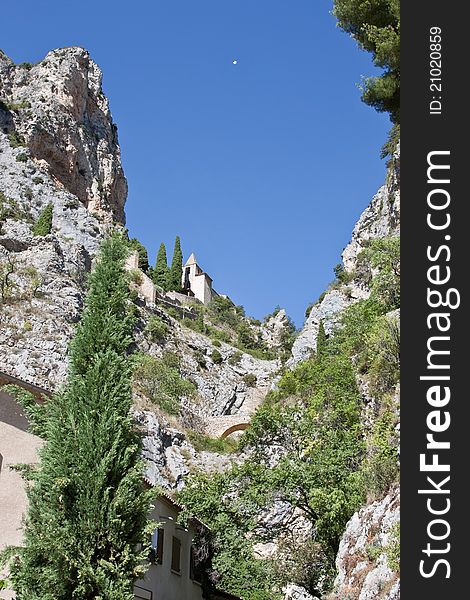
[9,234,153,600]
[153,242,169,291]
[167,235,183,292]
[32,202,53,236]
[333,0,400,123]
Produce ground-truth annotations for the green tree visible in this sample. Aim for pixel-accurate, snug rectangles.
[333,0,400,123]
[167,236,183,292]
[181,351,365,597]
[316,320,328,357]
[153,242,169,290]
[237,321,257,349]
[128,237,149,272]
[32,202,53,236]
[179,471,281,600]
[241,353,365,564]
[8,234,153,599]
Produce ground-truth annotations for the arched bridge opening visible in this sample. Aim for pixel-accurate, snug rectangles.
[220,422,250,439]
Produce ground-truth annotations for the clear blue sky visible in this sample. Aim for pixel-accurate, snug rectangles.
[1,0,390,326]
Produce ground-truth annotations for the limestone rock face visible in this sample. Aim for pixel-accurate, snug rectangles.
[260,308,290,348]
[290,289,352,365]
[0,48,124,389]
[179,328,279,418]
[135,410,197,491]
[134,410,235,491]
[330,487,400,600]
[342,149,399,274]
[0,47,127,223]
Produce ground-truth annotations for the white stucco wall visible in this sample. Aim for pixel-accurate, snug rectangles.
[191,274,212,305]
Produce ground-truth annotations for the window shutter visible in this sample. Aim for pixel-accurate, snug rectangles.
[156,528,164,564]
[171,536,181,573]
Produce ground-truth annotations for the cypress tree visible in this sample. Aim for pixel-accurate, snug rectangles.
[128,237,149,272]
[167,235,183,292]
[32,202,53,236]
[9,234,153,600]
[316,320,328,357]
[154,242,169,291]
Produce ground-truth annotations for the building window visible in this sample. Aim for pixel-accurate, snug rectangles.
[171,536,181,574]
[151,528,164,565]
[184,267,191,290]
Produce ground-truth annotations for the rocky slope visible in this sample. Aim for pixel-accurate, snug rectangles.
[329,486,400,600]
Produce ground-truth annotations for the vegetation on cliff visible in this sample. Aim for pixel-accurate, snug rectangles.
[174,295,296,361]
[178,235,400,598]
[32,202,53,236]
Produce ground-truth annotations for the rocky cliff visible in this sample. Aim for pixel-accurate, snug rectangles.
[329,486,400,600]
[0,47,281,458]
[290,148,400,600]
[1,48,125,386]
[0,47,127,223]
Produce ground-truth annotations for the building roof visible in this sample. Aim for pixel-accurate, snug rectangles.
[184,253,213,283]
[185,253,198,266]
[143,481,210,531]
[0,370,52,400]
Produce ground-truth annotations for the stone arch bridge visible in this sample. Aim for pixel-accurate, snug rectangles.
[0,369,252,440]
[205,414,252,439]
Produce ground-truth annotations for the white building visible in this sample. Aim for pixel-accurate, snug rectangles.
[181,254,216,305]
[135,492,241,600]
[134,494,207,600]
